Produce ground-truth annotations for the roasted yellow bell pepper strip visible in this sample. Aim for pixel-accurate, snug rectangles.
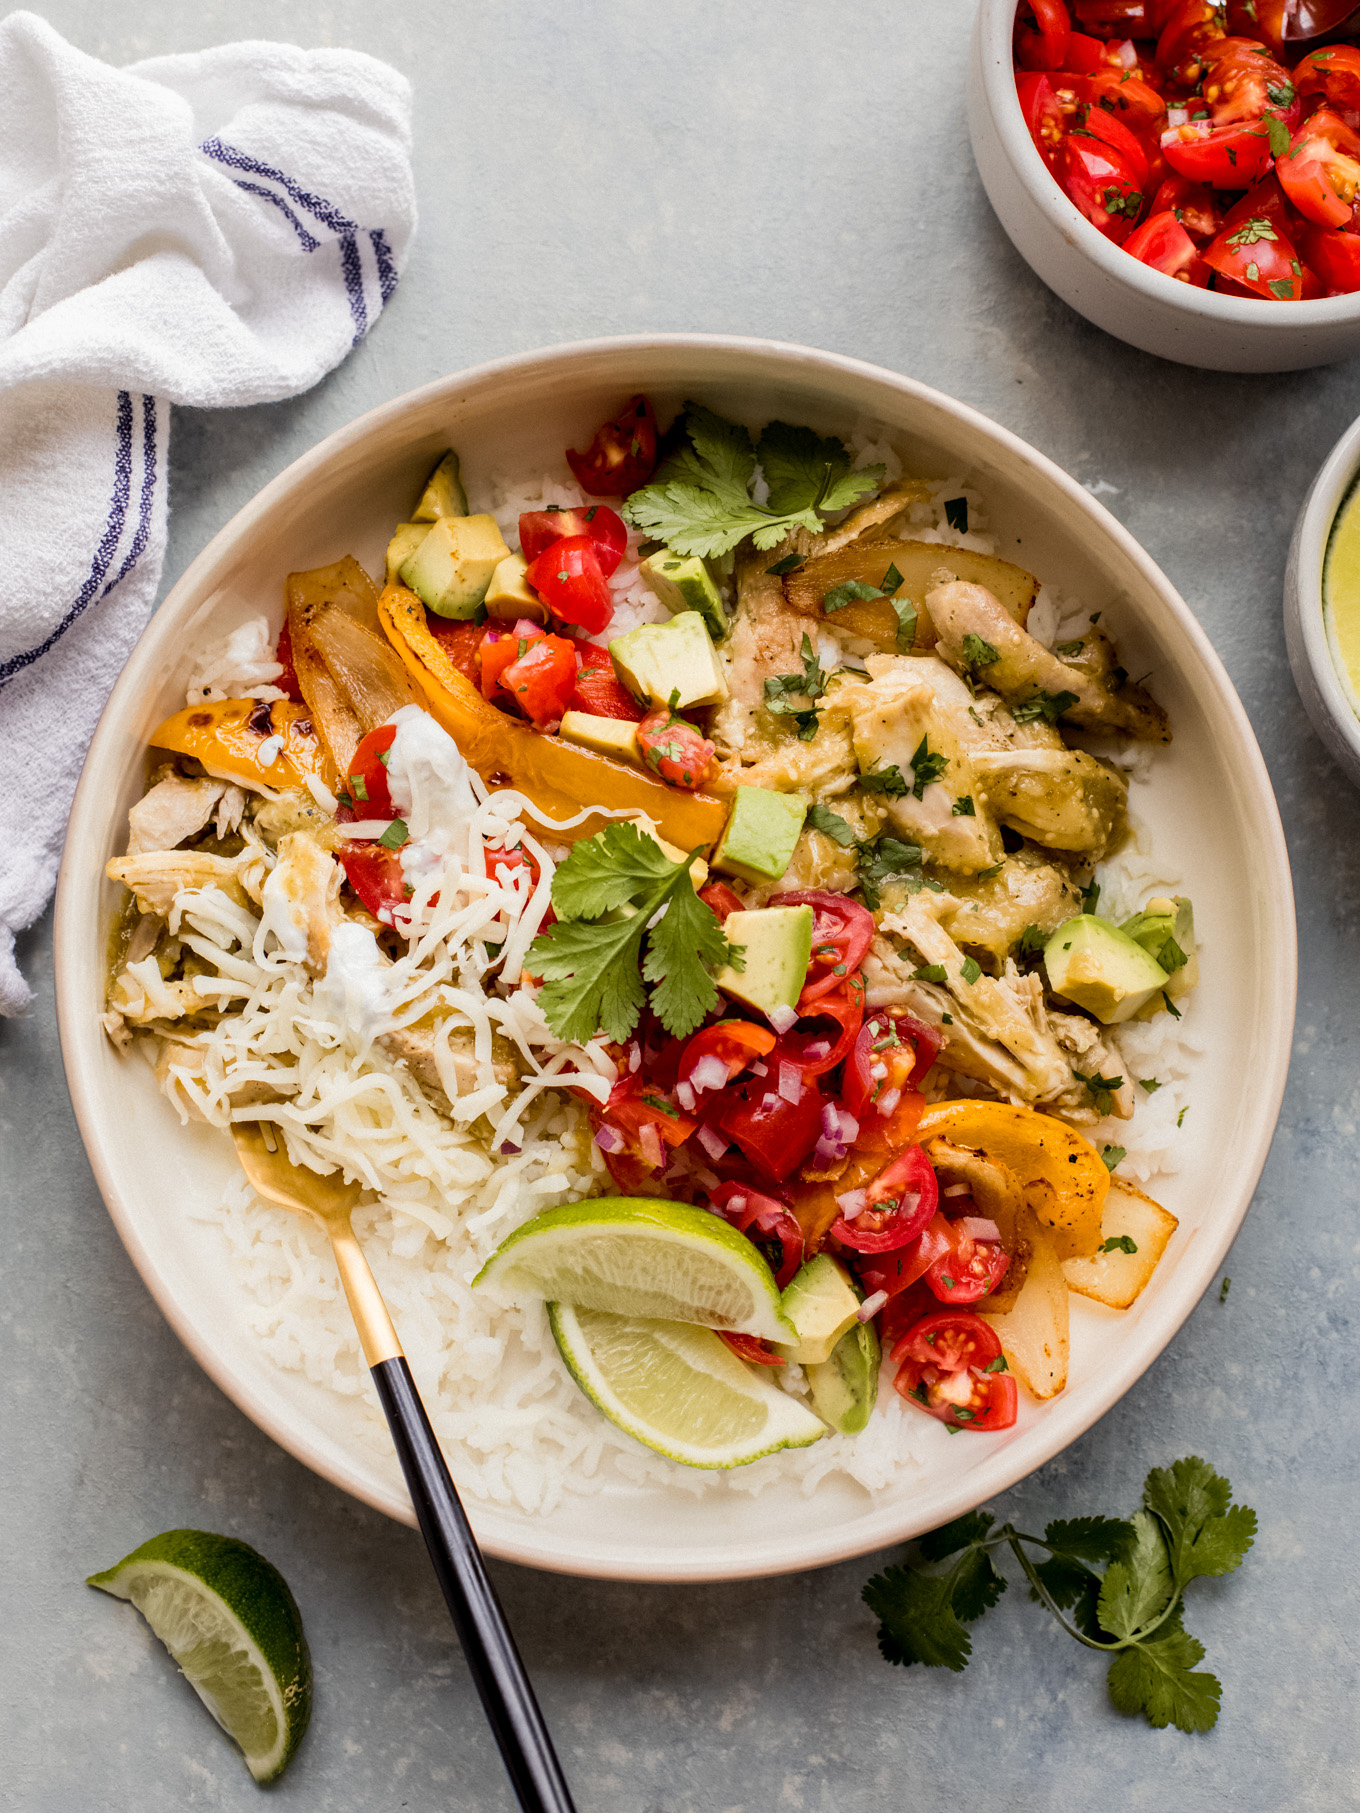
[914,1100,1109,1261]
[378,581,731,849]
[148,698,333,795]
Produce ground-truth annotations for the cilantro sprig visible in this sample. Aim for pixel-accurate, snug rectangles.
[763,633,826,740]
[525,823,737,1043]
[622,404,884,557]
[863,1456,1255,1733]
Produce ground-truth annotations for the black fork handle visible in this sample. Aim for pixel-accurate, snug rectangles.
[371,1357,578,1813]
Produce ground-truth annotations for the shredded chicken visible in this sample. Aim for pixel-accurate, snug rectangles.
[106,850,252,916]
[380,1021,521,1115]
[937,851,1080,960]
[126,774,226,855]
[971,747,1127,859]
[260,832,342,973]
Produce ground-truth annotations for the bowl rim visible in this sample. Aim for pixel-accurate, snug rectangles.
[974,0,1360,327]
[55,331,1298,1581]
[1290,411,1360,757]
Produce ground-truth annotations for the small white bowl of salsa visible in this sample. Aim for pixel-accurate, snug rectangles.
[1286,413,1360,786]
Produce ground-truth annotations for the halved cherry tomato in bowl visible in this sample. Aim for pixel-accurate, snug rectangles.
[1016,0,1073,70]
[339,722,398,820]
[842,1010,941,1122]
[570,649,646,721]
[891,1310,1018,1431]
[1017,71,1068,168]
[924,1222,1011,1304]
[524,537,613,635]
[1074,107,1151,188]
[1058,132,1147,240]
[678,1020,777,1098]
[1203,176,1304,295]
[480,622,547,703]
[768,889,875,1006]
[853,1213,955,1300]
[1123,207,1212,281]
[1301,220,1360,291]
[565,394,659,497]
[597,1074,697,1171]
[773,979,865,1079]
[636,708,715,789]
[337,841,408,924]
[1202,42,1300,133]
[1155,0,1227,86]
[518,504,628,575]
[698,880,744,923]
[499,633,579,730]
[709,1181,805,1289]
[1161,116,1275,189]
[830,1144,939,1253]
[1276,107,1360,230]
[1295,43,1360,115]
[1149,169,1220,238]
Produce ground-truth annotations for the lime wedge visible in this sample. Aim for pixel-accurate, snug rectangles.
[474,1196,795,1342]
[549,1303,826,1467]
[87,1529,311,1784]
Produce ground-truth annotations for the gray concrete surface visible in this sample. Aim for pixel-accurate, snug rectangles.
[3,2,1359,1808]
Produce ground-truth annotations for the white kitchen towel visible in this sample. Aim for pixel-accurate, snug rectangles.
[0,11,416,1014]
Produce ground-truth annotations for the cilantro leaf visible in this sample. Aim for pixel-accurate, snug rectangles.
[1097,1509,1174,1641]
[1074,1068,1123,1115]
[1143,1458,1256,1586]
[531,915,651,1045]
[961,632,1000,672]
[766,552,805,575]
[756,421,882,516]
[1102,1145,1126,1172]
[893,596,918,652]
[807,803,856,847]
[1264,114,1290,157]
[960,957,982,985]
[909,735,948,797]
[824,578,887,613]
[944,496,969,533]
[1044,1516,1135,1566]
[1107,1619,1221,1733]
[377,817,408,850]
[643,881,730,1040]
[1013,688,1080,725]
[549,821,675,920]
[660,401,756,499]
[859,764,911,798]
[1101,1233,1138,1253]
[952,795,975,817]
[919,1510,994,1562]
[864,1565,975,1671]
[1018,923,1048,958]
[856,835,922,908]
[951,1546,1009,1625]
[912,964,948,984]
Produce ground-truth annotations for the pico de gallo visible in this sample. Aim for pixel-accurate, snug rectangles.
[1014,0,1360,296]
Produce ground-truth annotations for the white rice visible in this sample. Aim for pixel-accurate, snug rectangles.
[163,437,1197,1513]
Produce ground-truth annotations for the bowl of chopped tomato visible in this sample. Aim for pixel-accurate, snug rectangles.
[969,0,1360,370]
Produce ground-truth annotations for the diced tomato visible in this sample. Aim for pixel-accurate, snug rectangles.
[569,652,646,722]
[599,1075,697,1171]
[337,842,407,924]
[714,1080,823,1183]
[1202,43,1300,133]
[1068,69,1168,135]
[1073,0,1152,35]
[1150,169,1221,237]
[892,1310,1018,1432]
[830,1144,939,1254]
[1225,0,1287,59]
[500,633,579,731]
[767,888,875,1006]
[1075,106,1151,188]
[718,1331,786,1366]
[1203,177,1304,295]
[843,1010,941,1124]
[523,536,613,636]
[1064,29,1108,74]
[565,394,659,497]
[427,616,486,687]
[1059,132,1147,239]
[1156,0,1227,85]
[339,723,398,820]
[518,504,628,576]
[485,844,542,891]
[855,1087,927,1157]
[678,1020,777,1097]
[925,1224,1011,1304]
[1277,107,1360,230]
[1301,221,1360,291]
[854,1214,955,1301]
[698,881,744,923]
[1015,0,1073,71]
[1124,207,1212,280]
[1160,115,1274,189]
[1017,71,1069,169]
[273,621,305,703]
[636,707,715,789]
[773,980,865,1080]
[480,622,546,704]
[709,1181,805,1289]
[1296,45,1360,116]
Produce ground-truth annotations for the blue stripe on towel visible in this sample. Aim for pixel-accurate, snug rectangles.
[229,180,321,252]
[370,228,397,303]
[103,396,158,599]
[0,392,135,688]
[199,136,359,234]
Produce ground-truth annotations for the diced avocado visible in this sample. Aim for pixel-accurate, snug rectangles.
[712,785,808,885]
[559,710,644,768]
[484,551,547,623]
[640,550,728,641]
[412,450,469,522]
[609,611,729,712]
[400,514,511,619]
[774,1254,862,1365]
[1044,913,1169,1024]
[1122,895,1198,1000]
[387,522,431,581]
[805,1317,881,1434]
[714,905,814,1018]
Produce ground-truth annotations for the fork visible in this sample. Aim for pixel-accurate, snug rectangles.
[232,1120,577,1813]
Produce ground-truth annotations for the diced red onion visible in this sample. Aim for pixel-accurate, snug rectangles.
[811,1136,842,1169]
[499,1141,521,1156]
[857,1289,889,1323]
[762,1092,780,1110]
[836,1187,869,1219]
[778,1062,802,1104]
[690,1054,730,1095]
[821,1101,841,1140]
[870,1061,888,1080]
[638,1123,663,1170]
[803,1040,831,1061]
[725,1191,749,1216]
[767,1003,798,1034]
[696,1122,728,1162]
[942,1183,972,1197]
[675,1079,697,1113]
[876,1086,901,1117]
[593,1124,623,1153]
[956,1216,1002,1243]
[628,1045,641,1073]
[750,1060,768,1077]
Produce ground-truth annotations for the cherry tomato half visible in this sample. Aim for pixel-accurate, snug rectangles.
[518,504,628,576]
[1203,177,1303,296]
[891,1310,1017,1432]
[1156,0,1227,86]
[1124,207,1212,281]
[340,723,397,820]
[565,393,659,497]
[1301,221,1360,292]
[698,880,745,923]
[1150,169,1221,238]
[1018,71,1068,170]
[337,841,408,924]
[480,623,547,703]
[1015,0,1072,72]
[637,707,715,789]
[769,888,875,1006]
[709,1181,805,1289]
[1074,0,1152,35]
[1277,108,1360,231]
[599,1075,697,1166]
[925,1225,1011,1304]
[843,1010,942,1122]
[500,633,579,730]
[1225,0,1287,59]
[1075,107,1151,188]
[830,1144,939,1253]
[679,1020,777,1094]
[1161,116,1274,190]
[853,1213,955,1300]
[427,616,487,687]
[1202,43,1300,133]
[1295,44,1360,116]
[718,1331,786,1366]
[273,621,305,703]
[524,537,614,636]
[714,1081,823,1183]
[1059,132,1147,240]
[570,651,646,721]
[773,979,865,1079]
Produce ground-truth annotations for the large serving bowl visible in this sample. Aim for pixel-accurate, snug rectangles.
[55,335,1295,1582]
[968,0,1360,373]
[1286,410,1360,787]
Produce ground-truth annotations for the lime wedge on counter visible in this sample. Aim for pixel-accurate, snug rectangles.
[474,1196,796,1343]
[549,1303,826,1467]
[87,1529,311,1784]
[1325,477,1360,717]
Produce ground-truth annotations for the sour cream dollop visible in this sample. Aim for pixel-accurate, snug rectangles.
[385,704,480,852]
[313,920,394,1043]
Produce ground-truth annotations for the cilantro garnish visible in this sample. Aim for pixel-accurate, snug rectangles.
[1164,991,1183,1020]
[763,633,826,740]
[960,957,982,985]
[1075,1069,1124,1114]
[1102,185,1143,221]
[1177,1104,1188,1127]
[349,773,369,802]
[944,497,969,534]
[859,765,912,799]
[622,405,883,557]
[1267,277,1294,299]
[1017,923,1048,959]
[807,803,856,847]
[1100,1234,1138,1254]
[766,552,805,575]
[525,823,736,1043]
[961,632,1000,673]
[1013,688,1080,725]
[823,579,884,613]
[862,1455,1255,1732]
[1102,1145,1127,1171]
[1219,1276,1230,1302]
[952,795,975,818]
[1080,878,1101,914]
[856,835,923,908]
[1139,1077,1161,1094]
[1056,638,1086,657]
[909,735,948,798]
[1226,216,1277,248]
[912,964,948,984]
[377,818,408,850]
[1264,114,1290,158]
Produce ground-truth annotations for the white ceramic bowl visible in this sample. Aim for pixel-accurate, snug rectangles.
[968,1,1360,372]
[1285,412,1360,785]
[56,335,1296,1582]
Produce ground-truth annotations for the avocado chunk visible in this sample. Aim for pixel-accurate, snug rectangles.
[1044,913,1169,1024]
[609,611,729,711]
[559,710,644,768]
[714,905,814,1018]
[400,514,511,619]
[640,550,727,641]
[412,450,469,522]
[712,785,808,885]
[1122,895,1198,1000]
[805,1317,881,1434]
[484,551,547,623]
[387,522,431,581]
[775,1254,862,1365]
